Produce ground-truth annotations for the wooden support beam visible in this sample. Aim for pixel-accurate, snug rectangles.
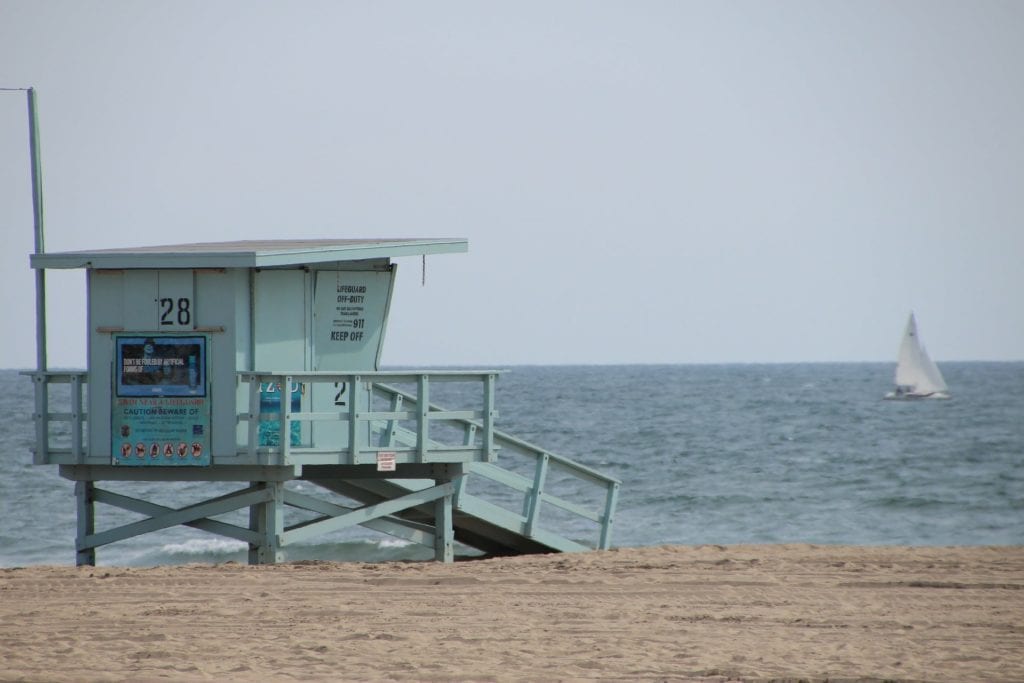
[59,465,298,482]
[282,489,436,548]
[434,484,454,563]
[75,481,95,566]
[81,486,273,551]
[93,489,260,545]
[280,481,455,546]
[249,481,284,565]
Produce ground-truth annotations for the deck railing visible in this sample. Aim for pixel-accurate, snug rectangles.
[237,371,498,465]
[25,369,619,550]
[23,370,88,464]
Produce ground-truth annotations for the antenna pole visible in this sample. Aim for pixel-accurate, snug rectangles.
[27,87,47,371]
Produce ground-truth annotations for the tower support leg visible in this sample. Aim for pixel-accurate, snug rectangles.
[434,478,454,563]
[75,480,96,566]
[248,481,284,565]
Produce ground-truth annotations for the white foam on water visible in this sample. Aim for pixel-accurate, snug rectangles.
[160,538,247,556]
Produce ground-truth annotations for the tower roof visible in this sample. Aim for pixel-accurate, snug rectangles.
[30,238,467,270]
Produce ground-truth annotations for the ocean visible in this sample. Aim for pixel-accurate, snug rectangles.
[1,363,1021,567]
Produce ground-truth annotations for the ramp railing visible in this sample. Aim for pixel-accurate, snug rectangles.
[372,383,620,551]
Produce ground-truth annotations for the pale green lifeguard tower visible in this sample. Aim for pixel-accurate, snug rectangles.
[27,238,620,564]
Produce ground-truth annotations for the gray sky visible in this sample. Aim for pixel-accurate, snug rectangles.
[2,1,1022,368]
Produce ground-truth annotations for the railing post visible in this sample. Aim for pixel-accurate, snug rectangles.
[417,374,430,463]
[348,375,362,462]
[382,392,403,447]
[525,452,549,537]
[279,376,292,465]
[70,373,83,463]
[462,422,477,447]
[483,374,496,461]
[361,379,373,456]
[32,373,48,465]
[599,481,620,550]
[246,376,261,463]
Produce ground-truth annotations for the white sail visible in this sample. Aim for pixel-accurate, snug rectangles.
[888,313,950,399]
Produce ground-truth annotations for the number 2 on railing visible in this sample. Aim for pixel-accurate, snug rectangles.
[333,382,347,407]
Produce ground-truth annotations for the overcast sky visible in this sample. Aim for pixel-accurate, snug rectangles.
[1,1,1022,368]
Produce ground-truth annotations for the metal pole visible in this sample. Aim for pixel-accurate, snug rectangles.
[27,87,47,371]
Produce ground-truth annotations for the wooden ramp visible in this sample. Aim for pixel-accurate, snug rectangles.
[306,463,601,558]
[332,381,620,556]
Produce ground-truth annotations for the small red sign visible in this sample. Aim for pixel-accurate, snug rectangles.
[376,451,397,472]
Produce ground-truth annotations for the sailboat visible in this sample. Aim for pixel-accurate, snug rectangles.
[884,312,951,400]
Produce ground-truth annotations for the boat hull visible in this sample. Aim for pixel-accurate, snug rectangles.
[883,390,952,400]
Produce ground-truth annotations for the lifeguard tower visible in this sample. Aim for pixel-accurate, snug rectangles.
[27,239,621,564]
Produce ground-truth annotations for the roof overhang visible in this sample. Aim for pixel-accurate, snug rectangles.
[30,238,468,270]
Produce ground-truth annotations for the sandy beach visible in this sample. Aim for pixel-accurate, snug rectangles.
[1,544,1022,682]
